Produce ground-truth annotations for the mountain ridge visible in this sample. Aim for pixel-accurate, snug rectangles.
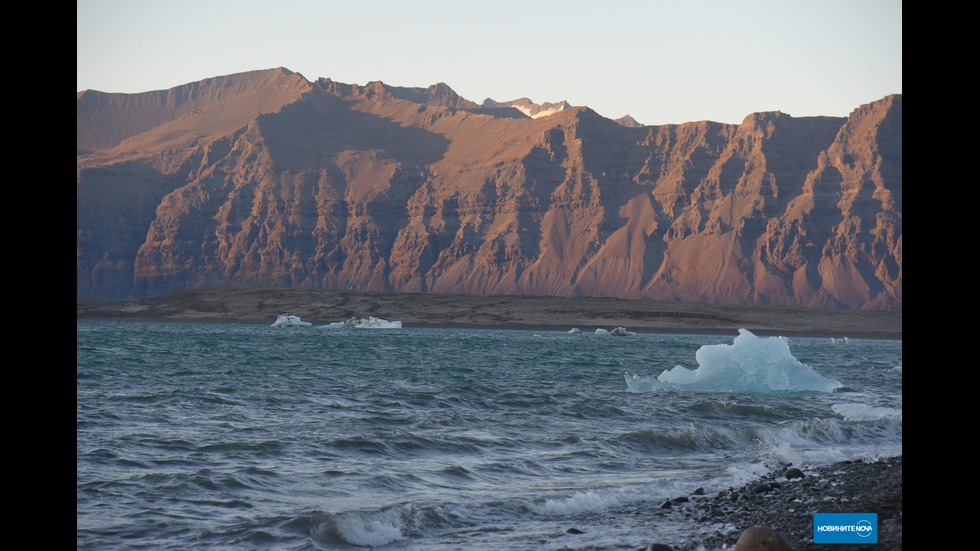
[77,68,901,311]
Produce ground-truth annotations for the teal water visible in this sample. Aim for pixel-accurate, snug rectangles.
[77,321,902,550]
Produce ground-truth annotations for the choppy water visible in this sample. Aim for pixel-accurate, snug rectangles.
[76,321,901,550]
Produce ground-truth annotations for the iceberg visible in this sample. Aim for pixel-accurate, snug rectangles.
[625,329,842,394]
[343,316,403,329]
[271,314,312,328]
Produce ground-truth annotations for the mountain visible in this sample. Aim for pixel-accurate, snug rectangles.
[77,67,902,310]
[614,114,642,128]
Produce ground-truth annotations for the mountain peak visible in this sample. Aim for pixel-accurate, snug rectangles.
[77,67,312,153]
[481,97,570,119]
[615,114,642,128]
[386,81,480,109]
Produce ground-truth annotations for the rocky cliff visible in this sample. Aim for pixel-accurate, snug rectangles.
[77,67,901,310]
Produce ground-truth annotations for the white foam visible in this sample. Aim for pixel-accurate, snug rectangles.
[831,403,902,421]
[534,490,623,515]
[334,510,404,547]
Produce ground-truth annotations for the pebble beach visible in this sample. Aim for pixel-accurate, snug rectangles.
[637,456,902,551]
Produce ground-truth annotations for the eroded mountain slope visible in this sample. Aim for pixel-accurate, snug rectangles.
[77,69,901,310]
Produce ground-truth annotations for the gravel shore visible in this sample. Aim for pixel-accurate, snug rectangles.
[636,455,902,551]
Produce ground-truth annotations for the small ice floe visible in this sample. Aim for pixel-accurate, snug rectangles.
[343,316,402,329]
[271,314,312,328]
[568,327,582,334]
[595,327,633,336]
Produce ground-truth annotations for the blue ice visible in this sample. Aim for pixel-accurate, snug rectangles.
[625,329,842,393]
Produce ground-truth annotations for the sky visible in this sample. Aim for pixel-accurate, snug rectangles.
[77,0,902,126]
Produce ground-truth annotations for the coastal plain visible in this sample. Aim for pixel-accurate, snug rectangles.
[76,288,901,339]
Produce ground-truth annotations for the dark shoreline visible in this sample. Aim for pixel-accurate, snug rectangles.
[642,455,902,551]
[77,288,902,340]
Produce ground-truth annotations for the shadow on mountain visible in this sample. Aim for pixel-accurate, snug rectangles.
[256,93,451,172]
[463,106,530,119]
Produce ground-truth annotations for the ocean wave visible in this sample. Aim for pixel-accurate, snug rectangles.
[77,321,902,550]
[532,489,626,516]
[309,503,468,548]
[832,402,902,421]
[310,509,404,547]
[613,425,744,453]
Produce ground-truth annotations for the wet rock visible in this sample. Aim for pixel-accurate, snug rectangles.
[733,526,791,551]
[784,467,804,479]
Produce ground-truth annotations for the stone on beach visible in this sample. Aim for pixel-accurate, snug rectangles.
[734,526,791,551]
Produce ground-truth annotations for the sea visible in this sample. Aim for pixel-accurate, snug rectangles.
[76,319,902,550]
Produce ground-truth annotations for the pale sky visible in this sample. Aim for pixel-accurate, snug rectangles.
[77,0,902,126]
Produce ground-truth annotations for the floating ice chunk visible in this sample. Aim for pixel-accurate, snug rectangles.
[315,322,348,329]
[629,329,841,394]
[624,371,668,392]
[595,327,633,336]
[343,316,402,329]
[657,364,698,385]
[271,314,312,327]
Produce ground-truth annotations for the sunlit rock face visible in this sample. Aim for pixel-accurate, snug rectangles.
[77,68,901,310]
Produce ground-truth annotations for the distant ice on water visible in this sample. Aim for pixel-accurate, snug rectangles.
[312,316,403,329]
[342,316,402,329]
[271,314,312,327]
[273,314,403,329]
